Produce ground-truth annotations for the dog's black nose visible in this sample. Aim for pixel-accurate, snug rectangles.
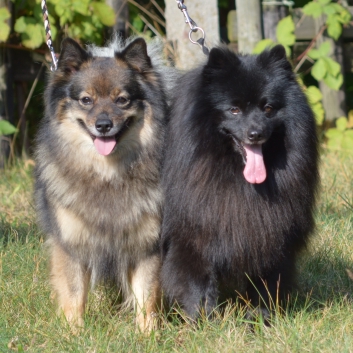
[248,130,262,142]
[95,119,113,133]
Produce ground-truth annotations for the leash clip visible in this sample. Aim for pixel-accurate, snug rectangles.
[175,0,209,56]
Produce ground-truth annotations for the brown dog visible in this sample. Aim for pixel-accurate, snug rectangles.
[34,37,173,331]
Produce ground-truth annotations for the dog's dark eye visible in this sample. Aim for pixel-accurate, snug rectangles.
[80,97,93,105]
[116,97,129,105]
[264,104,273,114]
[230,107,241,115]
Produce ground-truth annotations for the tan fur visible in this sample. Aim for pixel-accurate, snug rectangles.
[130,255,161,332]
[49,240,91,328]
[34,38,170,332]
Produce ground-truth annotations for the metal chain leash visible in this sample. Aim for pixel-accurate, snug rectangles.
[175,0,209,56]
[41,0,58,71]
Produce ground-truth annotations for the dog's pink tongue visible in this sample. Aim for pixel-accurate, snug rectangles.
[94,137,116,156]
[243,144,267,184]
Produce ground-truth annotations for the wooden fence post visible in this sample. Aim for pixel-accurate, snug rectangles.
[262,2,288,42]
[235,0,262,54]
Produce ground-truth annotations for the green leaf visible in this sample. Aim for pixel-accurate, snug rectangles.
[318,0,331,5]
[341,130,353,152]
[327,23,342,40]
[55,4,65,17]
[277,32,296,48]
[0,22,10,42]
[318,41,331,57]
[323,4,338,15]
[21,23,44,49]
[283,44,291,57]
[326,3,344,13]
[91,2,115,27]
[308,43,331,60]
[0,120,18,135]
[296,77,304,88]
[344,130,353,138]
[326,13,339,25]
[144,30,153,39]
[68,23,82,38]
[338,9,352,25]
[322,57,341,77]
[48,14,56,26]
[326,15,342,40]
[0,7,10,22]
[14,17,27,33]
[82,21,95,37]
[311,58,327,81]
[276,16,295,46]
[302,2,323,18]
[306,86,323,104]
[342,130,353,151]
[325,128,342,139]
[324,72,343,91]
[325,128,343,150]
[312,102,325,125]
[252,39,274,54]
[55,5,74,25]
[33,4,44,21]
[132,15,144,33]
[72,0,89,16]
[307,49,321,60]
[336,117,348,131]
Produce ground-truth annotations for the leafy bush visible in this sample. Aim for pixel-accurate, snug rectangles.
[16,0,114,48]
[253,0,353,152]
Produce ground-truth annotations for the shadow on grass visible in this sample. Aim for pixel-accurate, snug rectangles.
[296,252,353,306]
[159,250,353,328]
[0,217,41,246]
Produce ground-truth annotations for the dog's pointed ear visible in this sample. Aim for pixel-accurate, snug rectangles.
[115,38,152,73]
[57,38,90,74]
[206,47,241,70]
[258,45,292,71]
[268,45,287,61]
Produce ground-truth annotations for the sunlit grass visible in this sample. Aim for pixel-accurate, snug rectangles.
[0,150,353,352]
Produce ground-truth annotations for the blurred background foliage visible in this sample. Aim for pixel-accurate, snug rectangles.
[0,0,353,164]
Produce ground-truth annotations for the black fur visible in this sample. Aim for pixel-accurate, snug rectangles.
[160,45,319,319]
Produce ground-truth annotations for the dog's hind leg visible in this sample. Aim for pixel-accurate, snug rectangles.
[50,241,91,328]
[129,254,161,333]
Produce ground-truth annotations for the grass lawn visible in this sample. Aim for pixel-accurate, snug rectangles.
[0,150,353,352]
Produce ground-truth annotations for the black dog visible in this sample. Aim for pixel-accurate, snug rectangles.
[160,45,319,319]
